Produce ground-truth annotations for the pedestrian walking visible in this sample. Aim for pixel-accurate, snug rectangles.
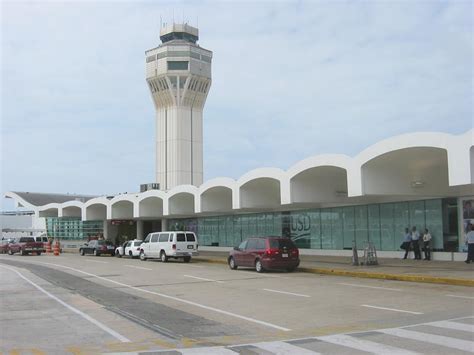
[422,228,432,261]
[411,226,421,260]
[465,224,474,264]
[401,227,412,259]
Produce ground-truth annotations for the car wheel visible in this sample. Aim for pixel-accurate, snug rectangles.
[255,259,264,273]
[94,249,100,256]
[129,251,133,258]
[140,250,147,261]
[183,256,191,263]
[228,256,238,270]
[8,249,13,255]
[80,249,85,256]
[160,251,168,263]
[37,252,42,256]
[286,266,296,272]
[115,250,121,258]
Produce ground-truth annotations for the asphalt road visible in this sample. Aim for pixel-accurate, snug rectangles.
[0,253,473,354]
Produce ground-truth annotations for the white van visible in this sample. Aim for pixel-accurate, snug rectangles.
[140,231,198,262]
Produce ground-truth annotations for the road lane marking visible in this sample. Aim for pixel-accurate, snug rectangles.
[36,261,291,332]
[85,259,109,264]
[317,334,420,355]
[379,328,474,352]
[184,275,224,283]
[255,341,320,354]
[179,347,237,354]
[338,282,402,292]
[446,294,474,300]
[427,320,474,332]
[124,265,152,271]
[262,288,310,298]
[361,305,423,315]
[0,265,130,343]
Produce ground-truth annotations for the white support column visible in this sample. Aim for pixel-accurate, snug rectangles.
[136,220,144,240]
[103,220,109,240]
[161,218,168,231]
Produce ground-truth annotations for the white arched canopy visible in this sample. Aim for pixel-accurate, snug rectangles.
[139,196,164,218]
[85,203,107,221]
[361,147,449,196]
[38,208,59,218]
[200,186,233,213]
[111,200,134,219]
[62,206,82,217]
[240,177,281,209]
[168,192,195,216]
[291,166,348,204]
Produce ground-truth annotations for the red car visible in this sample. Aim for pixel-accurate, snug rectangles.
[7,237,45,256]
[228,236,300,273]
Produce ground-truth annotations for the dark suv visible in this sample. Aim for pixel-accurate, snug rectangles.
[228,236,300,273]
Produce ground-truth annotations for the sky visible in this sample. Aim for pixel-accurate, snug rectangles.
[1,0,473,210]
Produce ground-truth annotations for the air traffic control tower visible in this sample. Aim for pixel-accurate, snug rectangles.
[145,24,212,191]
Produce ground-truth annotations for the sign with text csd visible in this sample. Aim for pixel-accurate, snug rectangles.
[111,220,135,225]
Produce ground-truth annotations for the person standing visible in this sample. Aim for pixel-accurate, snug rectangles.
[422,228,432,261]
[411,226,421,260]
[465,224,474,264]
[401,228,412,259]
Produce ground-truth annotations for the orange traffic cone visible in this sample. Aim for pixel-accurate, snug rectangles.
[46,241,52,254]
[53,241,60,256]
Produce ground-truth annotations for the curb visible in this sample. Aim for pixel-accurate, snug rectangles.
[194,257,474,287]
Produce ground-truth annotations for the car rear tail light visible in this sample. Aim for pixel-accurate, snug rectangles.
[291,249,299,256]
[172,244,176,250]
[265,248,279,256]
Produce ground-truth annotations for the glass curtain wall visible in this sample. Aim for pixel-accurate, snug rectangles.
[168,198,448,251]
[46,217,103,240]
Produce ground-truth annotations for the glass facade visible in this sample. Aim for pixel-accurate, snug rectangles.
[46,217,103,240]
[169,199,450,251]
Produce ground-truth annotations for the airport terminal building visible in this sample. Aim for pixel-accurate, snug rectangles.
[4,24,474,258]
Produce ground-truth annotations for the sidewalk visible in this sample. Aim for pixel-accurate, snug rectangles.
[193,251,474,287]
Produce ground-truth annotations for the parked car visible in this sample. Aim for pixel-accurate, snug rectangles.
[115,239,143,258]
[140,231,198,262]
[34,234,49,249]
[228,236,300,273]
[0,238,15,254]
[7,237,45,256]
[79,239,115,256]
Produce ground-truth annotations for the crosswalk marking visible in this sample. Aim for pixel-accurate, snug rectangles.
[179,346,237,354]
[427,320,474,332]
[317,334,420,355]
[253,341,320,354]
[379,327,474,352]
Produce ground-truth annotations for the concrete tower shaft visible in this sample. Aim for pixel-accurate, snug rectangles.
[145,24,212,190]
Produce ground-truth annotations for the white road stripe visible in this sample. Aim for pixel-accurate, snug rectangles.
[427,320,474,332]
[85,259,108,264]
[262,288,310,298]
[317,334,420,355]
[0,265,130,343]
[124,265,152,271]
[184,275,224,283]
[379,328,474,352]
[36,261,290,332]
[361,304,423,315]
[446,294,474,300]
[255,341,320,354]
[179,347,237,354]
[338,282,402,292]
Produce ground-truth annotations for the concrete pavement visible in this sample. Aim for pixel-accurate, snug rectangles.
[193,251,474,287]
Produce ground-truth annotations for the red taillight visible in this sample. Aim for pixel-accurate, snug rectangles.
[291,249,299,256]
[172,244,176,250]
[265,248,279,256]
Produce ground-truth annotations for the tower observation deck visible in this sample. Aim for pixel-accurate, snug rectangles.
[145,23,212,190]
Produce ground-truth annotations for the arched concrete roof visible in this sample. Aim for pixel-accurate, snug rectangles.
[38,203,61,218]
[198,178,235,213]
[109,196,135,220]
[61,200,83,218]
[136,190,166,218]
[4,130,472,220]
[238,168,284,210]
